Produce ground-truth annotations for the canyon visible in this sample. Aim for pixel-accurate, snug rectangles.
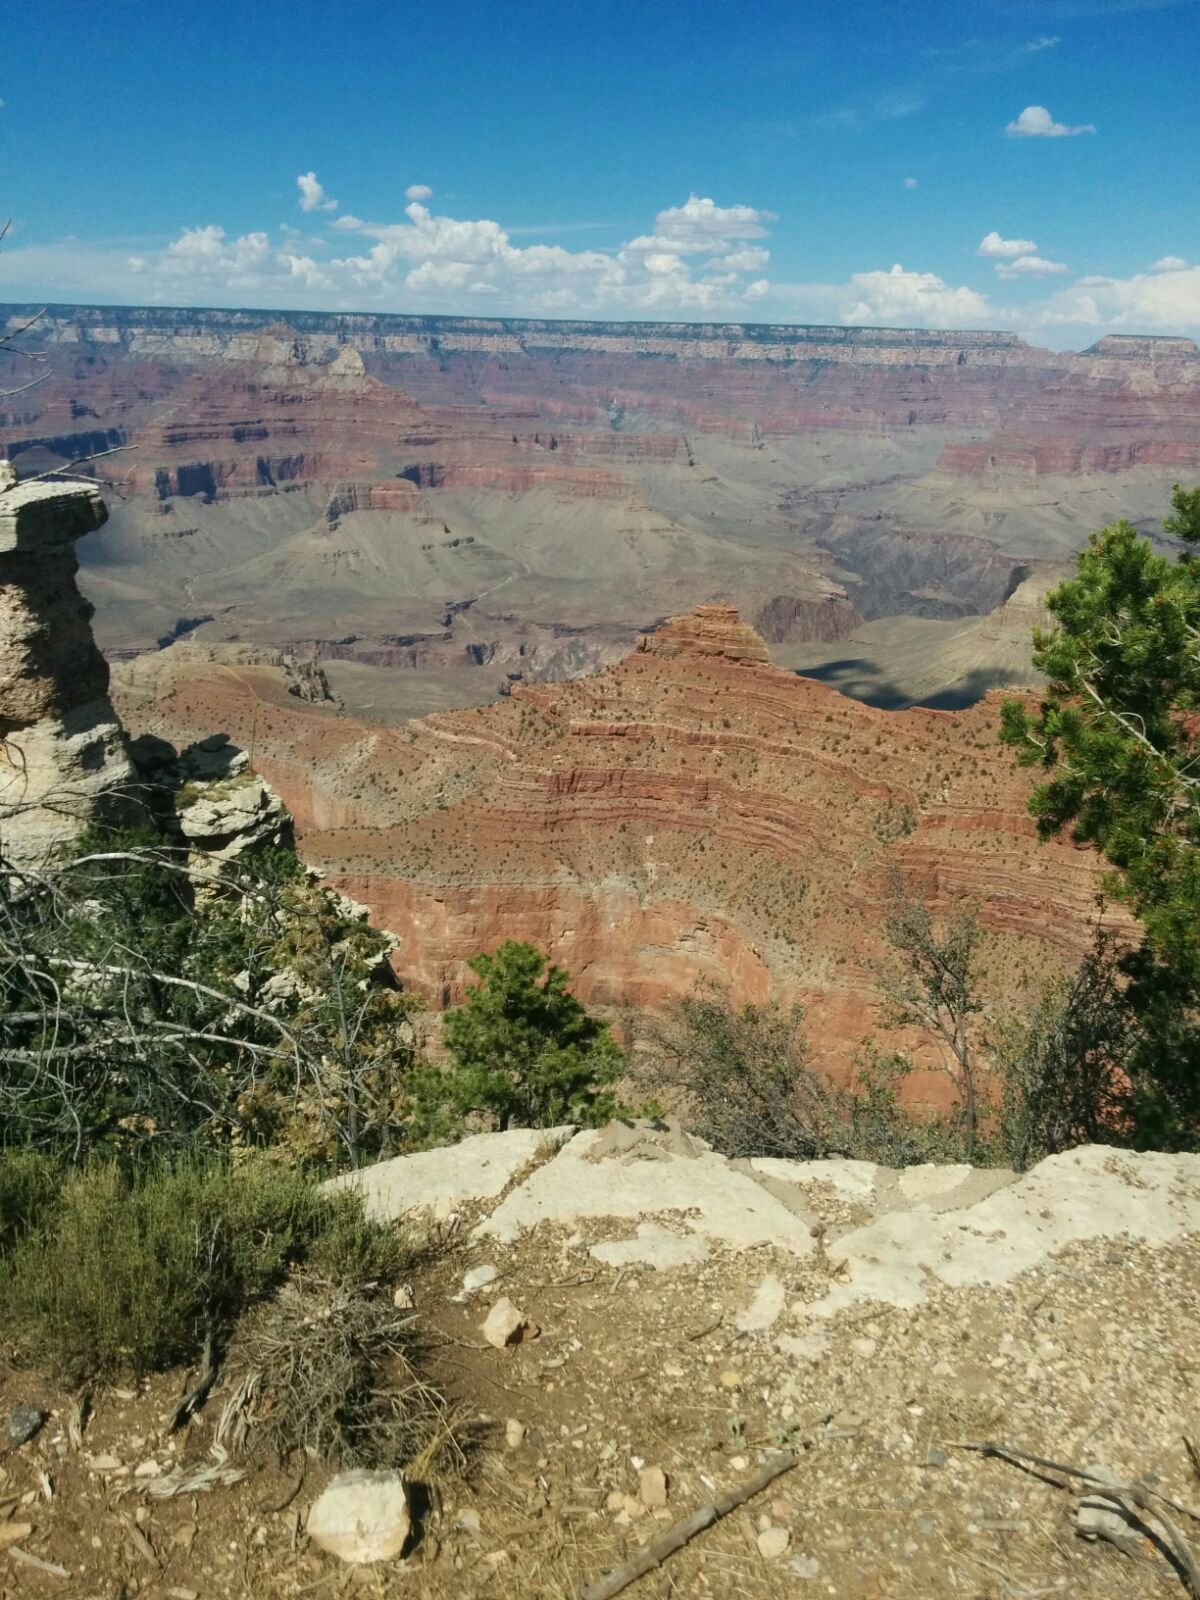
[3,305,1199,718]
[4,304,1194,1061]
[114,601,1120,1094]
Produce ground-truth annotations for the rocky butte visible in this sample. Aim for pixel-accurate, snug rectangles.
[115,600,1118,1091]
[4,304,1199,715]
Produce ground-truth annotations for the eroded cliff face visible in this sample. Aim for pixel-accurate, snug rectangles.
[5,305,1197,718]
[114,603,1116,1084]
[0,481,136,869]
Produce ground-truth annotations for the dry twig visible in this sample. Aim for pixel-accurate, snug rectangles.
[573,1449,803,1600]
[950,1438,1200,1596]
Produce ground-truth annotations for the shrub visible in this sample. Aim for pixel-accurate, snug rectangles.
[993,932,1135,1170]
[438,941,623,1130]
[224,1278,462,1475]
[0,1148,64,1255]
[647,991,843,1159]
[648,987,987,1166]
[0,1153,405,1383]
[0,828,423,1168]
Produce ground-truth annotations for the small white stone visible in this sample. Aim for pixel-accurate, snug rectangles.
[462,1264,499,1296]
[505,1418,526,1449]
[757,1526,791,1560]
[481,1297,534,1348]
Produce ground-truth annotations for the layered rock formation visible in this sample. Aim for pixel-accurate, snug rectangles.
[5,303,1197,716]
[115,603,1117,1086]
[0,481,136,869]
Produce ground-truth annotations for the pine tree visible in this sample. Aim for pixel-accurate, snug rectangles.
[1000,485,1200,1145]
[440,941,622,1130]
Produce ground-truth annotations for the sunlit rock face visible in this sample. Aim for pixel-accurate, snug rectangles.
[0,481,136,870]
[5,305,1197,713]
[113,603,1124,1103]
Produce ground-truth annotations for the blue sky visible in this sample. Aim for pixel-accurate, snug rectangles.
[2,0,1197,345]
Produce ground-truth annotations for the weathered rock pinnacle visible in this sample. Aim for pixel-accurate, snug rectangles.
[0,481,136,870]
[638,603,770,665]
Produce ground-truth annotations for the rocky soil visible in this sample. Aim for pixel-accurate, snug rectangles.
[4,1124,1199,1598]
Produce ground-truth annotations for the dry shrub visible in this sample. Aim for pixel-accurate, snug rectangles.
[221,1275,465,1480]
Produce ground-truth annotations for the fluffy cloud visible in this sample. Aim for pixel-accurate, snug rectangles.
[83,191,779,318]
[903,177,919,190]
[297,172,337,213]
[841,264,991,326]
[639,195,776,252]
[1005,105,1096,138]
[10,175,1200,346]
[709,246,770,272]
[995,254,1069,278]
[1032,264,1200,334]
[405,184,433,202]
[978,230,1037,259]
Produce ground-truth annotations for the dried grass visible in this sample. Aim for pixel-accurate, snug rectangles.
[222,1275,466,1483]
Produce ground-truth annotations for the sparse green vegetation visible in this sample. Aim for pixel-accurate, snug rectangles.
[0,1152,404,1384]
[1002,483,1200,1150]
[435,940,625,1130]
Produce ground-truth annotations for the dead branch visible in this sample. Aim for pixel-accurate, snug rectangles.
[19,444,135,487]
[573,1449,802,1600]
[950,1439,1200,1596]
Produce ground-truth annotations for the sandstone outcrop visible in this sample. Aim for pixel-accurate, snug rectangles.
[0,480,136,870]
[331,1119,1200,1314]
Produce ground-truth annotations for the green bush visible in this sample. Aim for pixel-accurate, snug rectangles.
[648,987,987,1166]
[437,941,624,1130]
[0,1148,64,1254]
[0,1153,406,1383]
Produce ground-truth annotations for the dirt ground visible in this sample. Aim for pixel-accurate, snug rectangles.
[3,1217,1198,1600]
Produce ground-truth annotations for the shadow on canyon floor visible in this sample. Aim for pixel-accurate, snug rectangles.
[794,658,1016,712]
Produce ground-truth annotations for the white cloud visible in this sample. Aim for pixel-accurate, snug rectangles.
[709,245,770,272]
[1032,264,1200,334]
[405,184,433,202]
[841,264,992,326]
[1005,105,1096,138]
[297,171,338,213]
[995,254,1069,278]
[978,230,1038,259]
[904,177,919,189]
[35,190,776,319]
[11,175,1200,347]
[648,195,777,250]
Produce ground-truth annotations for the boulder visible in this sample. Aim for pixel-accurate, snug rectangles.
[306,1469,412,1564]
